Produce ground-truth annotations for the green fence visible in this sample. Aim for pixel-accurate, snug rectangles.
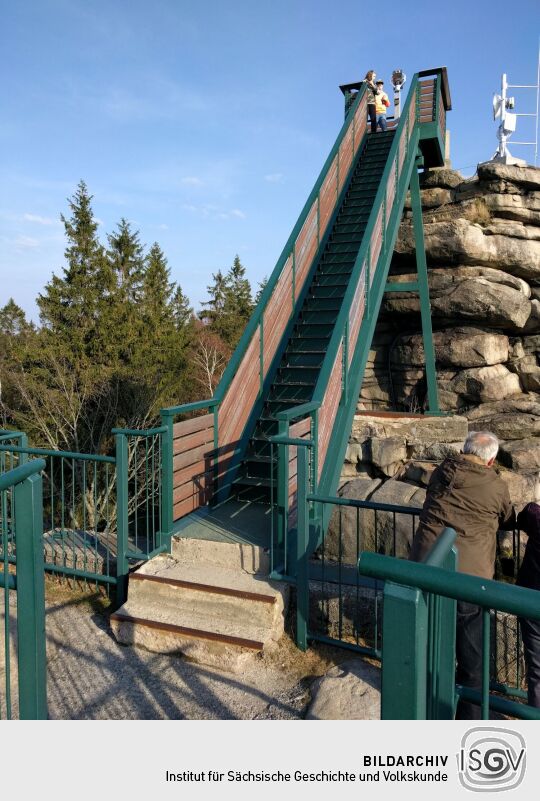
[359,548,540,720]
[1,459,48,719]
[0,427,169,600]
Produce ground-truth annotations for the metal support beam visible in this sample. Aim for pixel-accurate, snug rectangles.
[409,158,439,412]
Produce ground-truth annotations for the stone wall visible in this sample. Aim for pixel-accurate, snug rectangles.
[340,161,540,518]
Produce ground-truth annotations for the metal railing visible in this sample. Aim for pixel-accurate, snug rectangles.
[358,546,540,720]
[0,427,167,601]
[1,459,47,719]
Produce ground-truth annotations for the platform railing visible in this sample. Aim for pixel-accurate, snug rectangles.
[1,459,47,719]
[358,548,540,720]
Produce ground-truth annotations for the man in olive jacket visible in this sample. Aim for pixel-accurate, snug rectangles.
[410,431,515,719]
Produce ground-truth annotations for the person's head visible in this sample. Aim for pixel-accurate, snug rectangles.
[365,70,376,82]
[463,431,499,467]
[376,79,384,88]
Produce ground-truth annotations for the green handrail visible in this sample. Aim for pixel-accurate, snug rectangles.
[0,458,46,492]
[0,443,115,464]
[358,552,540,620]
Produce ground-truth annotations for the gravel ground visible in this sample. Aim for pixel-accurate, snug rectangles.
[33,585,337,720]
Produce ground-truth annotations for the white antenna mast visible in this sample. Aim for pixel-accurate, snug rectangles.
[492,43,540,166]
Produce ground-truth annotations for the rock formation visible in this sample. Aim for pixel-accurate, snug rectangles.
[338,162,540,541]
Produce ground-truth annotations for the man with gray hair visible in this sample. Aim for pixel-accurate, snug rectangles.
[410,431,515,719]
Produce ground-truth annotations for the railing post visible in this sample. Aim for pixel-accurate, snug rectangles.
[14,472,47,719]
[409,161,440,413]
[381,582,428,720]
[115,433,129,606]
[296,446,309,651]
[276,419,289,570]
[160,412,174,547]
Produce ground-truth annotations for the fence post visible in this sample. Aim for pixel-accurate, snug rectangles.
[160,412,174,551]
[381,582,428,720]
[115,433,129,606]
[14,472,47,720]
[296,446,309,651]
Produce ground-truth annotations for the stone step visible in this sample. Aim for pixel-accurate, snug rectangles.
[110,553,288,671]
[171,535,270,575]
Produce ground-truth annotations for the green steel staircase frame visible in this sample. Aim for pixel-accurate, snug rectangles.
[161,68,451,554]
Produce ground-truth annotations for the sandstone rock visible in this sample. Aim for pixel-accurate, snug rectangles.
[391,328,509,368]
[477,162,540,190]
[522,334,540,352]
[450,364,521,403]
[485,221,540,241]
[383,268,532,329]
[420,168,464,189]
[431,279,531,329]
[306,659,381,720]
[367,480,426,557]
[369,436,407,476]
[483,193,540,225]
[523,300,540,334]
[351,412,468,446]
[325,478,383,563]
[396,218,540,281]
[497,469,540,510]
[404,187,453,210]
[397,461,437,487]
[408,441,464,460]
[498,439,540,471]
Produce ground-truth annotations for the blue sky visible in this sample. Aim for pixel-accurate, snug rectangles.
[1,0,539,322]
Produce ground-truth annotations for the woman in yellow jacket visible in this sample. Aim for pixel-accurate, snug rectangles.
[375,80,390,132]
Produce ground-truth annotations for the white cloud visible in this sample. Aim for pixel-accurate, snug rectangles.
[230,209,246,219]
[158,223,169,230]
[181,176,204,187]
[181,204,246,221]
[13,235,40,249]
[264,172,284,183]
[23,213,56,225]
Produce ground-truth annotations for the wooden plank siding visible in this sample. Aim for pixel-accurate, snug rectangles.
[172,415,215,521]
[263,255,293,379]
[319,154,338,242]
[317,343,343,482]
[348,263,366,367]
[287,416,311,532]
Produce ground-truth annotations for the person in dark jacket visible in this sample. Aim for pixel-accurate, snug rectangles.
[515,502,540,708]
[410,430,515,719]
[364,70,379,133]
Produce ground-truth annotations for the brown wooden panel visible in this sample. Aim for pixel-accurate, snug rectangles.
[173,413,213,440]
[294,201,318,294]
[174,496,199,520]
[352,95,367,155]
[218,327,260,448]
[338,123,353,194]
[173,458,213,489]
[319,154,338,240]
[173,426,214,455]
[173,442,215,472]
[419,79,435,91]
[348,265,366,366]
[317,344,343,480]
[173,473,213,505]
[290,417,311,440]
[263,257,293,376]
[370,206,383,279]
[386,158,396,218]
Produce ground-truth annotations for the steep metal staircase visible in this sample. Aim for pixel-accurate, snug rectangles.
[234,130,396,503]
[111,67,451,662]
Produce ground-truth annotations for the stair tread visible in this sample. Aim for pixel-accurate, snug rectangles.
[133,556,284,602]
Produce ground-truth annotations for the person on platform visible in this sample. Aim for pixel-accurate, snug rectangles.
[410,430,515,719]
[515,502,540,708]
[364,70,379,133]
[374,79,390,131]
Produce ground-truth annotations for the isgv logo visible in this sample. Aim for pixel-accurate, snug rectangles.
[457,728,526,792]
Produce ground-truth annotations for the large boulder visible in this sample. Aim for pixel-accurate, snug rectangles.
[450,364,522,403]
[395,218,540,281]
[391,328,509,369]
[368,436,407,477]
[483,193,540,226]
[497,468,540,510]
[306,659,381,720]
[477,162,540,190]
[367,480,426,557]
[498,439,540,471]
[351,412,468,446]
[383,267,532,330]
[420,168,464,189]
[325,478,382,563]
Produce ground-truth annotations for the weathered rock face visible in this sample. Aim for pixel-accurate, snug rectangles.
[306,659,381,720]
[342,161,540,518]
